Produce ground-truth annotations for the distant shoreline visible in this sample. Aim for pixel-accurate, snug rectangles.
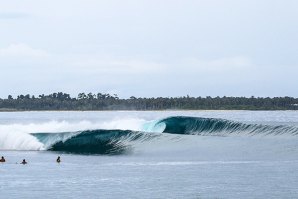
[1,92,298,111]
[0,109,297,112]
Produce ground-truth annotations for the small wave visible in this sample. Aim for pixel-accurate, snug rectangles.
[104,161,263,166]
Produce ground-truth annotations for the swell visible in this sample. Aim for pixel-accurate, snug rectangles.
[33,130,159,155]
[1,116,298,155]
[36,117,298,155]
[156,116,298,136]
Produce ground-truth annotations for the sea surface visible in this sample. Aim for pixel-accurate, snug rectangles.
[0,111,298,199]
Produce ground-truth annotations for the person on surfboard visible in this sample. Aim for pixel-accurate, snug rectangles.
[56,156,61,163]
[0,156,5,162]
[21,159,27,164]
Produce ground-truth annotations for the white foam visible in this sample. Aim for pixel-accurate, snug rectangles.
[100,118,146,131]
[0,117,151,150]
[0,131,44,150]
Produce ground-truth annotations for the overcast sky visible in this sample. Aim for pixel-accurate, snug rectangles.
[0,0,297,98]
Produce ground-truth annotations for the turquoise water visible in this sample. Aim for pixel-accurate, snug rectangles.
[0,111,298,198]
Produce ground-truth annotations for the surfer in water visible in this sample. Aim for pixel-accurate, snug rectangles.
[0,156,5,162]
[21,159,27,165]
[56,156,61,163]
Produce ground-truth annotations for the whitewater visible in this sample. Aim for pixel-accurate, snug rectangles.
[1,111,298,198]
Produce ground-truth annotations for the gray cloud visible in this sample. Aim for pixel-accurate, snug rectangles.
[0,0,297,98]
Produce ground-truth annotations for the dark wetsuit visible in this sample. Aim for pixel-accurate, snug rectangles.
[21,159,27,164]
[0,157,5,162]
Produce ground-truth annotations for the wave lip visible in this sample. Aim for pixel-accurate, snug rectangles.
[156,116,298,136]
[34,129,158,155]
[2,116,298,155]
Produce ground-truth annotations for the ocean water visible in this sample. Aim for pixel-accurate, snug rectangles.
[0,111,298,198]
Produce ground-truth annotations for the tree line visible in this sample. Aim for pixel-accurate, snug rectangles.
[0,92,298,111]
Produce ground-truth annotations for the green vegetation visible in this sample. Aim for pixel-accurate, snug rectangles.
[0,92,298,111]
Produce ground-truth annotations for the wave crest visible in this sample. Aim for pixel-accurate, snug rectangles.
[1,116,298,155]
[34,130,158,155]
[156,116,298,136]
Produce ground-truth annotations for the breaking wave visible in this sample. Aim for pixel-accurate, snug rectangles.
[1,116,298,154]
[33,130,158,155]
[156,116,298,136]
